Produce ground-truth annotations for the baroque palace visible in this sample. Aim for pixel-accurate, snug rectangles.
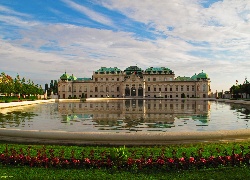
[58,66,211,99]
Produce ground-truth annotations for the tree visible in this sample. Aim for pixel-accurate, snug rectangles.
[13,74,22,95]
[0,72,14,96]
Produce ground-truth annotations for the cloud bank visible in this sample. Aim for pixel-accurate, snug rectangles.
[0,0,250,91]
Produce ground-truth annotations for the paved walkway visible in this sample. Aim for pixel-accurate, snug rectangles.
[0,99,55,109]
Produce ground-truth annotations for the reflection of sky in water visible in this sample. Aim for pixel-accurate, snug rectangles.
[0,100,250,132]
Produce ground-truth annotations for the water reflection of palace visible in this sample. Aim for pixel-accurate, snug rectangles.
[58,100,210,125]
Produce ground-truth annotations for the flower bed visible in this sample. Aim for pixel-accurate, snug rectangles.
[1,144,250,171]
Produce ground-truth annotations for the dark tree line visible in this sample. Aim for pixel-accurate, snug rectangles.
[230,79,250,98]
[45,80,58,96]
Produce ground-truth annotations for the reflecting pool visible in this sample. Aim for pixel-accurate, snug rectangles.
[0,100,250,132]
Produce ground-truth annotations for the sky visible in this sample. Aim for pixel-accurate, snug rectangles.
[0,0,250,92]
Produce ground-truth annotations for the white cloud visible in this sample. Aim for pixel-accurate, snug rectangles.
[101,0,250,46]
[0,15,38,27]
[0,5,31,17]
[61,0,114,27]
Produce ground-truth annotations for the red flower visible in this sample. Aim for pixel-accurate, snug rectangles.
[84,158,91,164]
[200,158,206,164]
[146,158,153,165]
[157,158,165,165]
[127,158,134,165]
[168,158,174,164]
[225,156,231,161]
[179,157,185,162]
[189,157,195,163]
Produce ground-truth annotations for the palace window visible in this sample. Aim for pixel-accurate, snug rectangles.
[176,86,178,91]
[165,87,167,91]
[187,85,189,91]
[148,87,150,91]
[153,78,156,81]
[181,86,183,91]
[192,85,195,91]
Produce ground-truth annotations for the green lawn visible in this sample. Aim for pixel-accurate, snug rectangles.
[0,165,250,180]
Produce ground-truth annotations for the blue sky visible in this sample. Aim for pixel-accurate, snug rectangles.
[1,0,250,92]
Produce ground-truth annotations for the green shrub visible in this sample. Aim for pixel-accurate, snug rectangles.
[4,99,10,103]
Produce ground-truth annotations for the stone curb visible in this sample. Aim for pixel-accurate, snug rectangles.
[0,128,250,145]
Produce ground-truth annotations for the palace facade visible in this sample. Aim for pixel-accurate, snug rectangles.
[58,66,211,99]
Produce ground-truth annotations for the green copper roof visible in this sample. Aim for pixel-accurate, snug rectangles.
[175,76,192,81]
[60,72,77,81]
[60,72,70,80]
[77,78,92,81]
[124,66,143,75]
[145,67,173,74]
[197,70,208,79]
[191,71,208,80]
[191,73,197,80]
[95,67,121,74]
[69,74,77,81]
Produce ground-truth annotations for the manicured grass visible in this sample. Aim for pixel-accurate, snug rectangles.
[0,96,38,103]
[0,164,250,179]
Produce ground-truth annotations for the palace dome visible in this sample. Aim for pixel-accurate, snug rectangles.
[191,73,197,80]
[60,72,70,80]
[69,74,77,81]
[197,70,208,79]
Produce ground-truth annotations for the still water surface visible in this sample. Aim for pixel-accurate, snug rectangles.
[0,100,250,132]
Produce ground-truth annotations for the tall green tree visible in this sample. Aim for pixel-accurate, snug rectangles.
[0,72,14,96]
